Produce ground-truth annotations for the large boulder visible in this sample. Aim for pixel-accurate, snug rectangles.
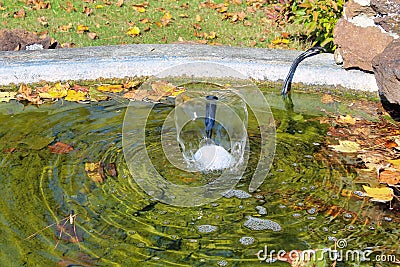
[334,19,394,71]
[334,0,399,72]
[372,39,400,104]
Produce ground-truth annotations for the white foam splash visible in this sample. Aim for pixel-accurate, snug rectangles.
[194,144,233,171]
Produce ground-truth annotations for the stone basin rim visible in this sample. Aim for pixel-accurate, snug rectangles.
[0,43,378,92]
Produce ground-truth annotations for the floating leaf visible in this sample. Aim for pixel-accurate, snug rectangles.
[126,27,140,36]
[329,140,360,153]
[49,142,74,154]
[362,185,394,202]
[85,162,104,183]
[89,88,108,101]
[321,93,334,104]
[38,82,69,98]
[97,84,123,93]
[65,90,87,102]
[379,170,400,186]
[0,92,17,102]
[337,115,356,125]
[18,84,42,104]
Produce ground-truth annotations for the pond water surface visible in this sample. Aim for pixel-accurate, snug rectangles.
[0,86,398,266]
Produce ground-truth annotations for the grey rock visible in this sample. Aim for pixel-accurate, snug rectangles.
[371,0,400,14]
[372,39,400,104]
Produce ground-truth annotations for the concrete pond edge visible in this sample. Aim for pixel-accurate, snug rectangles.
[0,44,378,92]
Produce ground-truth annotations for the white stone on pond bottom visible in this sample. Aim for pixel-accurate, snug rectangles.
[222,189,252,199]
[194,144,233,171]
[197,224,218,233]
[243,216,281,231]
[239,236,255,246]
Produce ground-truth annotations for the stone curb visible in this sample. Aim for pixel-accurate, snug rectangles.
[0,44,378,92]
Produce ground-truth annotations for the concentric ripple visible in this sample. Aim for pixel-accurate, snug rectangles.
[0,90,398,266]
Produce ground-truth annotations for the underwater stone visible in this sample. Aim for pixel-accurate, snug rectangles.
[217,260,228,266]
[243,216,282,231]
[239,236,255,246]
[197,224,218,233]
[307,207,317,215]
[255,206,267,215]
[292,213,301,218]
[222,189,252,199]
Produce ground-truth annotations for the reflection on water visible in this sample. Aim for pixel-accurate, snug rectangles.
[0,90,398,266]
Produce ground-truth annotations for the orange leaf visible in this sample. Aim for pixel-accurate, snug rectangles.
[379,170,400,186]
[14,8,25,18]
[48,142,74,154]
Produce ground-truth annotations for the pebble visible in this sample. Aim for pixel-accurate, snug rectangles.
[243,216,281,231]
[222,189,252,199]
[217,260,228,266]
[239,236,255,246]
[197,224,218,233]
[256,206,267,215]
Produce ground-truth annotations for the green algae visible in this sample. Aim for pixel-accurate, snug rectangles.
[0,85,398,266]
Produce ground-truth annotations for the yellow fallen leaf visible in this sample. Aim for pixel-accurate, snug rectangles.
[133,6,146,12]
[85,162,104,183]
[171,87,186,97]
[0,92,17,102]
[65,90,87,102]
[207,31,217,39]
[329,140,360,153]
[77,24,89,33]
[337,115,356,125]
[362,185,394,202]
[38,82,69,98]
[126,26,140,36]
[388,159,400,168]
[95,4,103,9]
[97,84,124,93]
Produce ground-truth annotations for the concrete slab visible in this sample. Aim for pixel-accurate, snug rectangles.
[0,44,378,92]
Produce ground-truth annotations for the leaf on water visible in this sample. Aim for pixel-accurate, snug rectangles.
[18,84,42,104]
[97,84,123,93]
[379,169,400,186]
[337,114,357,125]
[85,162,104,183]
[65,90,87,102]
[126,27,140,36]
[321,93,334,104]
[72,84,89,93]
[362,185,394,202]
[0,92,17,102]
[329,140,360,153]
[48,142,74,154]
[38,82,69,98]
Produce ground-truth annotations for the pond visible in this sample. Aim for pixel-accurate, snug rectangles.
[0,78,399,266]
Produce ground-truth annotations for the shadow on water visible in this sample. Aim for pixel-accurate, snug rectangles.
[0,86,398,266]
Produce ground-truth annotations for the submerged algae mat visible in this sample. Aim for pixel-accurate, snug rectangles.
[0,88,399,266]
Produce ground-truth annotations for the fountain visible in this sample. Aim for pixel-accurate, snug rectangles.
[122,62,276,207]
